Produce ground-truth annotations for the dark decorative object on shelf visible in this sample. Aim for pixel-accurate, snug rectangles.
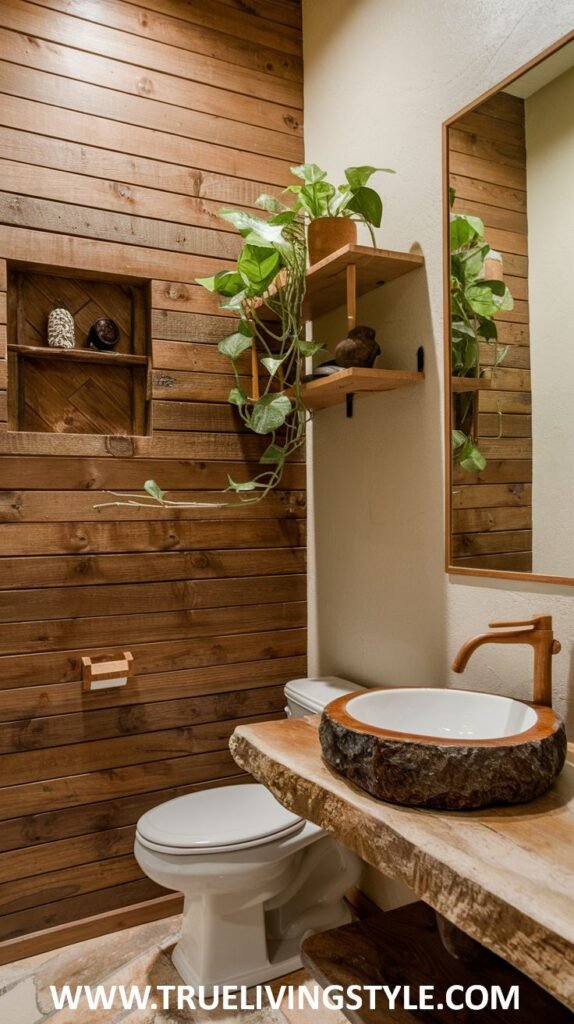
[47,303,75,349]
[88,318,120,351]
[335,325,380,368]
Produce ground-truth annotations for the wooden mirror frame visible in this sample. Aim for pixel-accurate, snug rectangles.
[443,29,574,587]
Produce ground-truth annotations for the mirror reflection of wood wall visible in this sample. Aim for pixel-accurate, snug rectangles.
[449,94,532,572]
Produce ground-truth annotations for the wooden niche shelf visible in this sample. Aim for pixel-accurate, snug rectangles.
[7,267,151,436]
[299,244,425,415]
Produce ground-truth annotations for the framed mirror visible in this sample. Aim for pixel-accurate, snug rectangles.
[444,30,574,585]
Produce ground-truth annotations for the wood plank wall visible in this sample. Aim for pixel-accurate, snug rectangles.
[450,91,533,572]
[0,0,305,952]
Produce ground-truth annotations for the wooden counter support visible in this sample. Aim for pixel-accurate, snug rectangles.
[229,716,574,1010]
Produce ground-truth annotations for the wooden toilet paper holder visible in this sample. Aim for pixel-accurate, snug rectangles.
[82,652,134,692]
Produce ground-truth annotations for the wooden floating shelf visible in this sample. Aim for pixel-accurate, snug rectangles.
[301,901,571,1024]
[8,344,149,368]
[451,375,491,393]
[298,367,424,411]
[303,243,424,320]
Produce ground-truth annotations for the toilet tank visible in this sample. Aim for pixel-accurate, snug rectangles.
[284,676,364,718]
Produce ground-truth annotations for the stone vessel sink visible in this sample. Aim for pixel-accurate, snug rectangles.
[319,687,567,810]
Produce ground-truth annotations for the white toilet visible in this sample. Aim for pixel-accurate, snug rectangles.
[134,676,363,989]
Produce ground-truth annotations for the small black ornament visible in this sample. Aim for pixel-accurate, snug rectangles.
[88,318,120,351]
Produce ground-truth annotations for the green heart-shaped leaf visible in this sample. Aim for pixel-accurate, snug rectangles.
[260,443,286,465]
[218,332,253,360]
[344,165,395,189]
[144,479,166,502]
[248,393,292,434]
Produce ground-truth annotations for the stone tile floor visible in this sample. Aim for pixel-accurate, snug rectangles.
[0,915,346,1024]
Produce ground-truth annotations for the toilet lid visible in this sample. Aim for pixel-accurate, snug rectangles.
[136,784,305,854]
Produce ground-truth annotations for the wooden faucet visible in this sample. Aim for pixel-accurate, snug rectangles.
[451,615,561,707]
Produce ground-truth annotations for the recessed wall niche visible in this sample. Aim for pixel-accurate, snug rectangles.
[7,265,151,436]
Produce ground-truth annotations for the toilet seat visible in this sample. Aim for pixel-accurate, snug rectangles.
[136,783,305,855]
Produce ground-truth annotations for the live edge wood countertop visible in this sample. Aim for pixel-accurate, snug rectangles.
[229,716,574,1010]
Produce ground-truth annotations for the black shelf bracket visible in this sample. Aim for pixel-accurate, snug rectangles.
[346,392,354,418]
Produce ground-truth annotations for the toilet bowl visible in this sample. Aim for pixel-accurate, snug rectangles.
[134,676,363,989]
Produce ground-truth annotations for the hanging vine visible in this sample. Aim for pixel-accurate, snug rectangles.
[98,163,390,511]
[97,192,315,511]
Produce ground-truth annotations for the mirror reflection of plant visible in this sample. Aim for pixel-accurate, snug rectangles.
[286,163,395,245]
[450,188,514,474]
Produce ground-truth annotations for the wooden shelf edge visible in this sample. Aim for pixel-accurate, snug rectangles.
[306,242,425,278]
[296,367,424,411]
[256,244,424,319]
[8,344,149,367]
[303,243,424,320]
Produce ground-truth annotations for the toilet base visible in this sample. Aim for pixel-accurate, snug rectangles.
[171,940,303,992]
[162,836,358,991]
[135,789,361,991]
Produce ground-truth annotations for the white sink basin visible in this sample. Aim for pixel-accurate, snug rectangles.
[319,686,566,810]
[346,687,538,741]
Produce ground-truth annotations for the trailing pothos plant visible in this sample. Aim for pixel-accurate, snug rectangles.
[97,163,390,512]
[450,188,513,474]
[97,187,316,512]
[193,194,313,499]
[287,162,395,244]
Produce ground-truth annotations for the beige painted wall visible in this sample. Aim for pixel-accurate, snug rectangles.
[303,0,574,736]
[526,67,574,575]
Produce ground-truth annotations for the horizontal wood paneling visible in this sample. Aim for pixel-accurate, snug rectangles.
[32,0,303,72]
[452,530,532,557]
[0,892,184,965]
[0,158,253,235]
[0,128,283,209]
[0,0,305,945]
[0,61,302,160]
[0,54,296,157]
[451,552,533,571]
[0,686,287,754]
[0,575,307,623]
[0,548,306,591]
[0,456,306,490]
[0,774,247,853]
[0,10,302,127]
[0,749,242,820]
[0,519,306,557]
[0,488,306,521]
[0,193,241,259]
[452,460,532,486]
[0,712,279,787]
[0,429,305,460]
[0,654,308,722]
[449,93,532,571]
[0,628,307,690]
[0,600,307,656]
[452,483,531,509]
